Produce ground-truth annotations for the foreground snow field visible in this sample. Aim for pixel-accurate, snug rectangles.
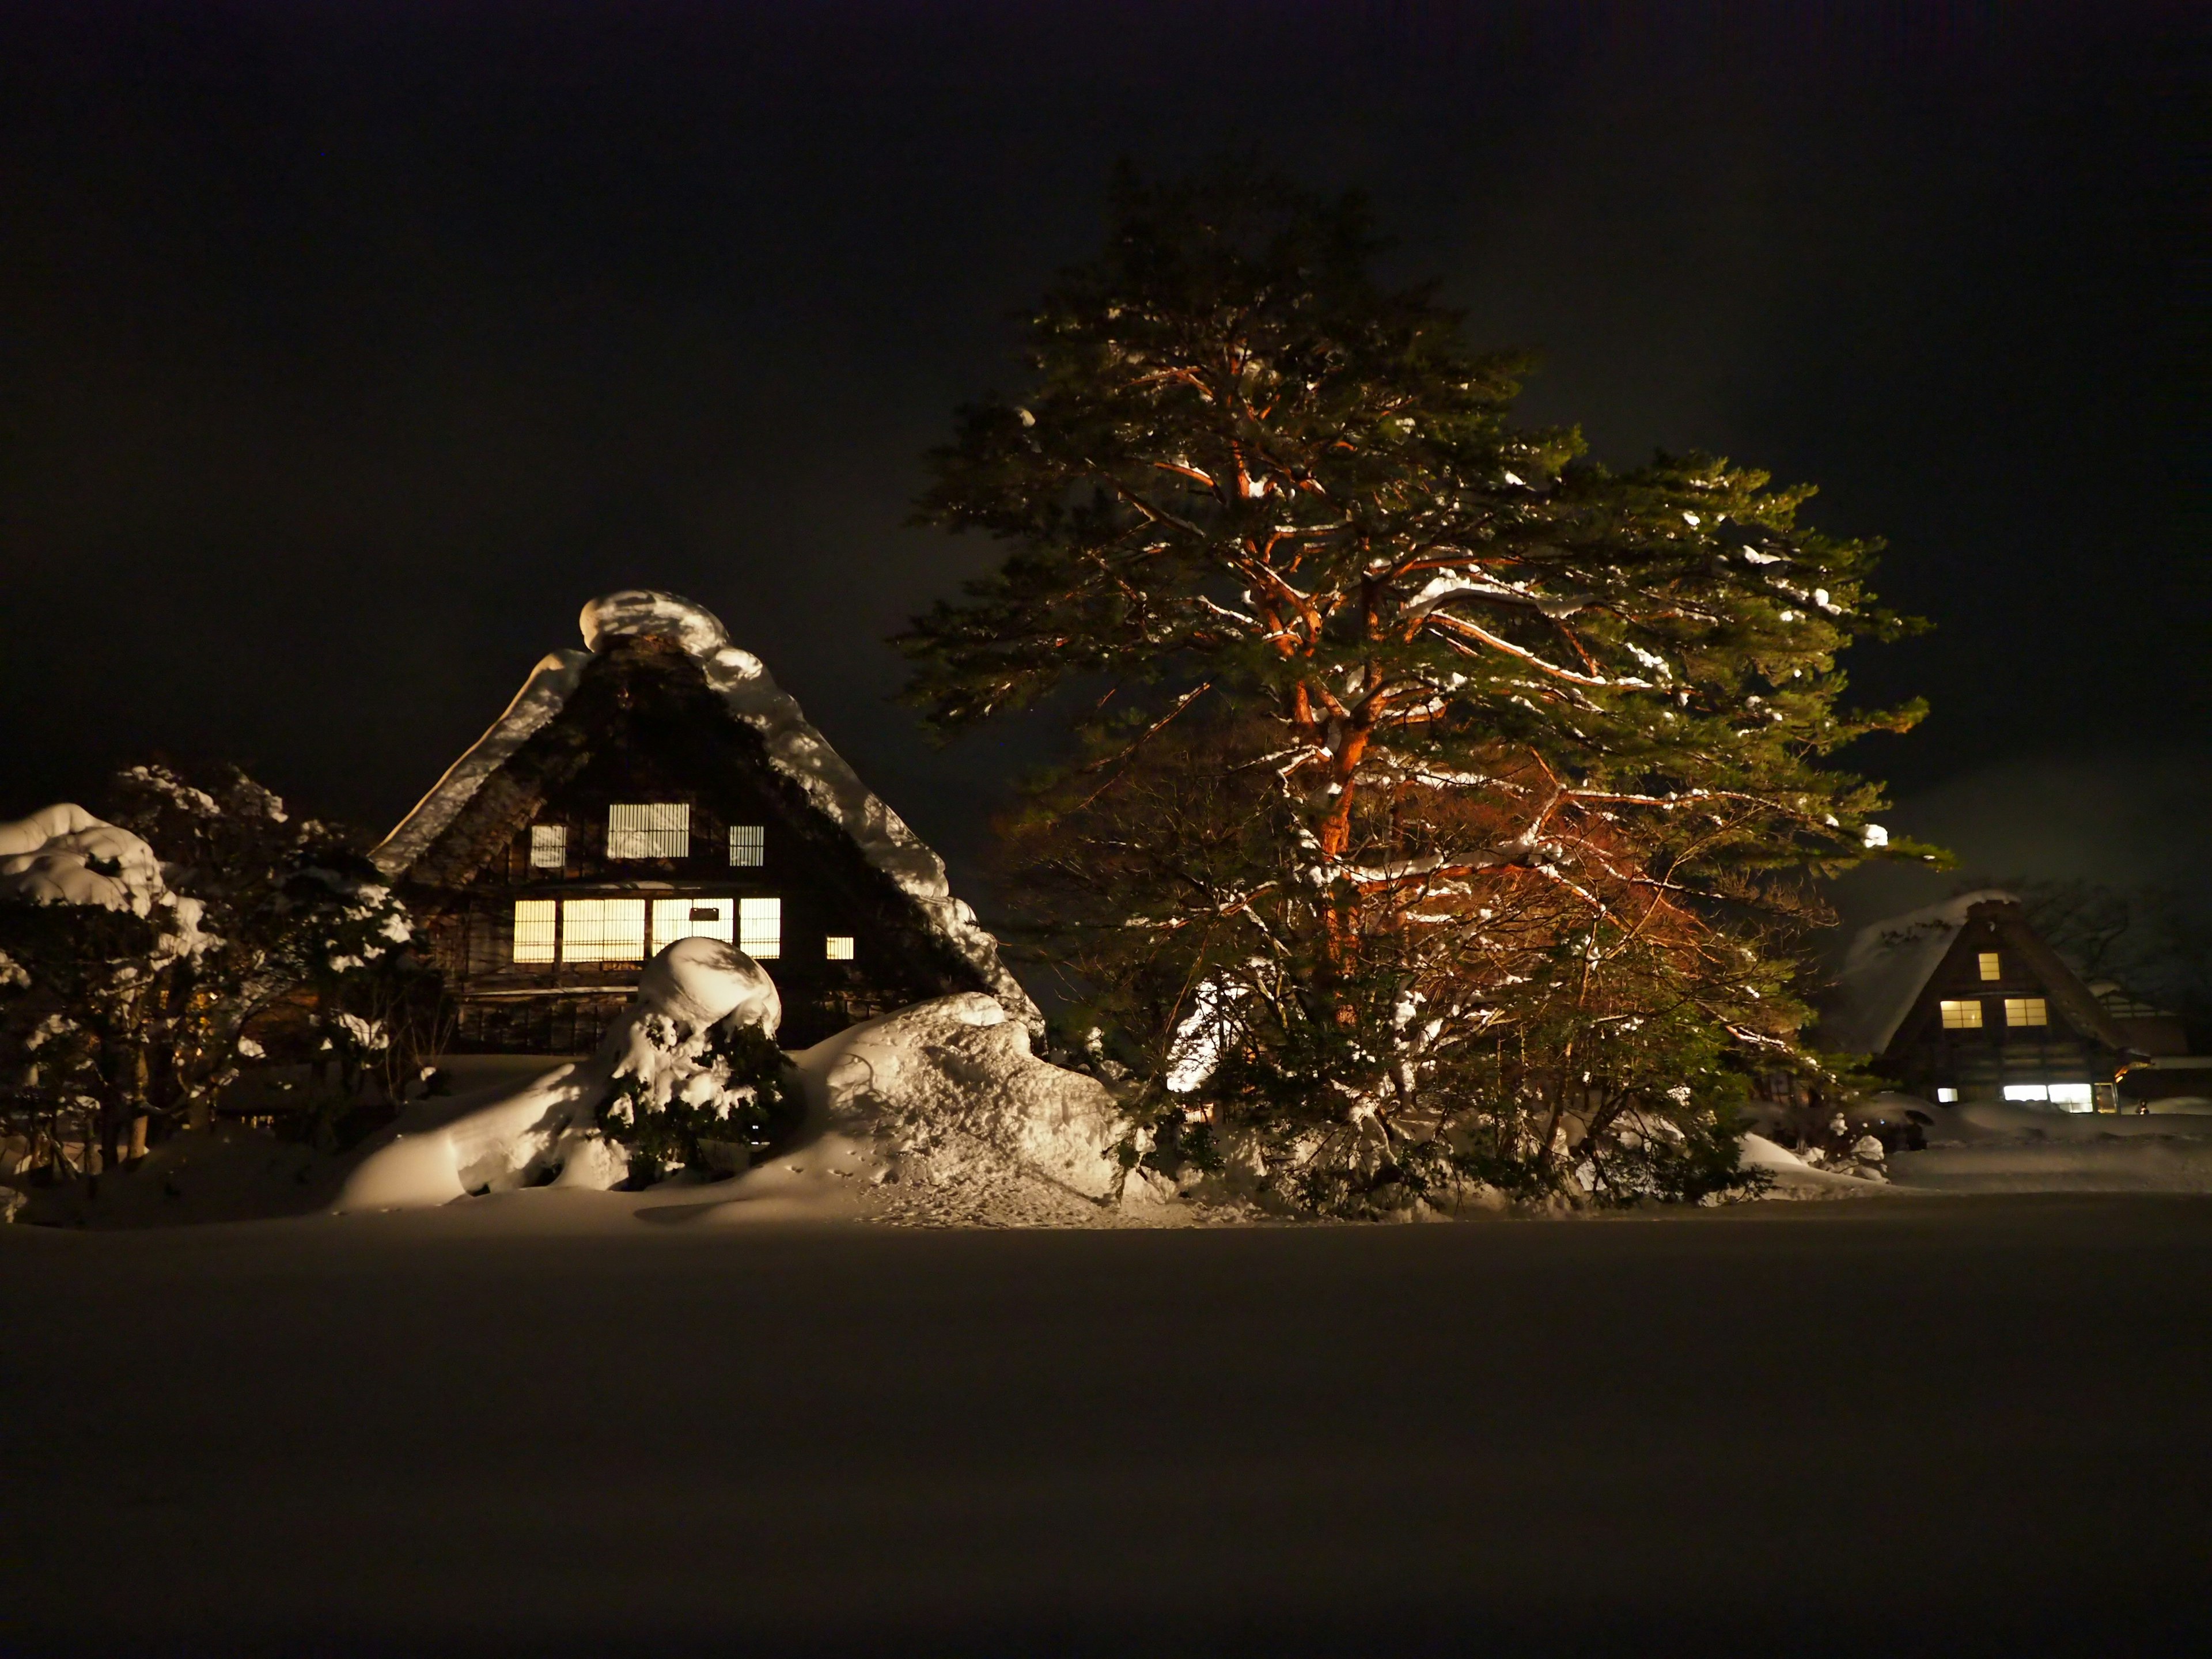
[3,1195,2209,1655]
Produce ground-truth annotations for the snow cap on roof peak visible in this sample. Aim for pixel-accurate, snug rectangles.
[581,590,730,658]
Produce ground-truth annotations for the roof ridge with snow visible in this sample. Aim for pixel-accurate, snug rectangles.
[372,589,1040,1027]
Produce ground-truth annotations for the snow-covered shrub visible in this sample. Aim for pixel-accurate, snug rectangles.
[597,1016,797,1183]
[0,764,442,1178]
[591,937,799,1183]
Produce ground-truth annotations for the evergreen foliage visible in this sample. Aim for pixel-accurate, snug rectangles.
[0,764,441,1176]
[596,1017,800,1184]
[902,165,1930,1212]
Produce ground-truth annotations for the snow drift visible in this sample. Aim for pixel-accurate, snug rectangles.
[336,937,779,1209]
[335,944,1130,1220]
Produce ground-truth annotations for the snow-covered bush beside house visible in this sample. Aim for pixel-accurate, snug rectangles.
[0,804,168,913]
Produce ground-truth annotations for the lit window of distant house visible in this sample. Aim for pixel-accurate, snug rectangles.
[562,897,647,962]
[652,897,733,949]
[739,896,782,959]
[729,824,766,867]
[1938,999,1983,1029]
[530,824,567,869]
[607,803,690,859]
[825,935,856,961]
[513,899,557,963]
[2005,997,2048,1027]
[1936,1087,1959,1103]
[2046,1082,2093,1111]
[1978,951,2001,982]
[2003,1084,2050,1103]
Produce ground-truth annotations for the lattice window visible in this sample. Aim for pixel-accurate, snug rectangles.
[825,934,855,961]
[561,897,647,962]
[2003,997,2048,1028]
[1938,999,1983,1030]
[739,896,781,959]
[729,824,766,867]
[512,899,557,963]
[1978,951,2001,982]
[529,824,567,870]
[652,897,733,949]
[607,803,690,859]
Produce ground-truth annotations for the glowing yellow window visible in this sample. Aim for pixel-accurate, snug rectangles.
[652,897,733,949]
[512,899,557,964]
[607,803,690,859]
[738,896,781,959]
[1978,951,2001,982]
[2004,997,2048,1028]
[825,935,856,961]
[561,897,647,963]
[1938,999,1983,1030]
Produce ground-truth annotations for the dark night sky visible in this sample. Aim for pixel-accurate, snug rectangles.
[2,1,2200,926]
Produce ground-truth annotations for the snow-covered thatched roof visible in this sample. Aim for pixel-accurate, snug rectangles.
[1822,888,2131,1059]
[372,589,1039,1026]
[1823,889,2018,1056]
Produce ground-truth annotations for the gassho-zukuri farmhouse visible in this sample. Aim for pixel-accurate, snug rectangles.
[373,590,1039,1054]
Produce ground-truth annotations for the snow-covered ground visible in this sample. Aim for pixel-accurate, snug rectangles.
[3,1194,2207,1654]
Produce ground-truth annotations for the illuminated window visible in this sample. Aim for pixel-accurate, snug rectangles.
[1938,999,1983,1030]
[729,824,766,867]
[2004,997,2048,1028]
[562,897,647,962]
[513,899,557,963]
[2047,1083,2093,1111]
[825,934,855,961]
[1936,1087,1959,1103]
[738,896,781,959]
[607,803,690,859]
[652,897,733,949]
[1978,951,2001,982]
[530,824,566,869]
[2003,1084,2049,1103]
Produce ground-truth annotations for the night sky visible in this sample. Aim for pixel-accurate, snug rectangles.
[3,1,2198,926]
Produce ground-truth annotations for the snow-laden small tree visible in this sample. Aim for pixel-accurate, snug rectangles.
[901,165,1932,1210]
[0,765,441,1175]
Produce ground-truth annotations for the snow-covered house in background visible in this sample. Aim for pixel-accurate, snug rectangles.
[1820,891,2134,1110]
[373,591,1037,1053]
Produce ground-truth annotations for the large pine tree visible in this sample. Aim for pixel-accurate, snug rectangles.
[901,167,1928,1210]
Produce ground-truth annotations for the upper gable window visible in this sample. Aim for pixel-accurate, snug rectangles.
[2004,997,2048,1028]
[607,803,690,859]
[1977,951,2001,982]
[1938,999,1983,1030]
[729,824,766,867]
[530,824,567,870]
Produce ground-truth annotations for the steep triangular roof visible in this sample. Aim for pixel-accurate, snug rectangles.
[1823,889,2128,1057]
[373,590,1039,1026]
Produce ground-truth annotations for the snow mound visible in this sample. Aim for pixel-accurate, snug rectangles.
[335,938,1132,1225]
[632,934,780,1040]
[1738,1132,1896,1199]
[337,938,779,1211]
[0,803,166,914]
[793,994,1132,1206]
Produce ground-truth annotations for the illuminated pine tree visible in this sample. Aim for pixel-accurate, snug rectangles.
[901,165,1930,1209]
